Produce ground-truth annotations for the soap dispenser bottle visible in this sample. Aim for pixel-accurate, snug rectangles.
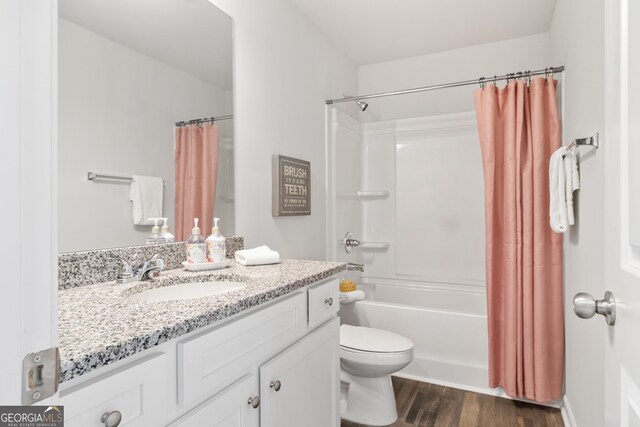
[160,218,175,243]
[206,217,226,262]
[146,218,162,245]
[185,218,206,263]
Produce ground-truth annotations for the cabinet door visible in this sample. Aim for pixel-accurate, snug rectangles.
[169,375,259,427]
[260,318,340,427]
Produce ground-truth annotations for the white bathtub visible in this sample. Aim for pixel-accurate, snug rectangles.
[339,277,492,394]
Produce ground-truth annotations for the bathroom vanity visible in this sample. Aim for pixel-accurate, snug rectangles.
[56,258,344,427]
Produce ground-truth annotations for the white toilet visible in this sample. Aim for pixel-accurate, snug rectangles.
[340,324,414,426]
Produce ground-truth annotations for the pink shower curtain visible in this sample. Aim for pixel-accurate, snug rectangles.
[175,124,219,241]
[474,78,564,402]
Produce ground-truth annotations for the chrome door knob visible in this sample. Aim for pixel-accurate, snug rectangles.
[247,396,260,408]
[573,291,616,325]
[270,380,281,392]
[101,410,122,427]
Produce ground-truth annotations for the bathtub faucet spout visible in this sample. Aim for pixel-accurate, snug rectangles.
[346,262,364,272]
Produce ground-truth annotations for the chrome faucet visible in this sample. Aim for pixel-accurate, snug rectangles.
[346,262,364,272]
[116,253,165,284]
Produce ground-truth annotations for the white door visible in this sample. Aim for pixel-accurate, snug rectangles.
[0,0,58,405]
[169,375,259,427]
[602,0,640,425]
[260,318,340,427]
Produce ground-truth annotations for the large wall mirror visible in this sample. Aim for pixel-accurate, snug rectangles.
[58,0,234,253]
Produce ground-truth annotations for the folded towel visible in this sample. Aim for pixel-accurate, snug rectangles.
[130,175,163,225]
[339,290,365,304]
[235,245,280,266]
[549,147,580,233]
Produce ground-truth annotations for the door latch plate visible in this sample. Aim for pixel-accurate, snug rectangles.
[22,347,60,405]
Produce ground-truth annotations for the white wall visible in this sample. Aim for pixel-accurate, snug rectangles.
[209,0,358,260]
[58,18,231,252]
[358,33,551,121]
[550,0,606,426]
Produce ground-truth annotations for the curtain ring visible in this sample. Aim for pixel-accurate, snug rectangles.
[506,73,514,84]
[545,67,553,80]
[525,70,531,86]
[479,77,486,89]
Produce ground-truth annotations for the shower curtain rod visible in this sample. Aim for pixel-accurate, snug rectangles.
[325,66,565,105]
[175,114,234,127]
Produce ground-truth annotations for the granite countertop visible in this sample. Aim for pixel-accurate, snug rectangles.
[58,259,345,383]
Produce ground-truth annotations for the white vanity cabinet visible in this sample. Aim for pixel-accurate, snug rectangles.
[57,277,340,427]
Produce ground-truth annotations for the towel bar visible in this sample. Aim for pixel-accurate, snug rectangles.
[567,132,599,151]
[87,172,134,182]
[87,172,164,185]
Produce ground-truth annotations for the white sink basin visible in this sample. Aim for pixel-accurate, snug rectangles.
[128,281,248,303]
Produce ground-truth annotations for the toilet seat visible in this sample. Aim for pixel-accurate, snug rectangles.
[340,324,413,354]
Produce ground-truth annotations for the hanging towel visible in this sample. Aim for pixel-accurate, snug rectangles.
[235,245,280,266]
[130,175,163,225]
[549,147,580,233]
[564,150,580,225]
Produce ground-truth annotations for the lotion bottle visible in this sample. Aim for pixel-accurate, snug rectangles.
[185,218,206,263]
[146,218,162,245]
[206,217,226,262]
[160,217,175,243]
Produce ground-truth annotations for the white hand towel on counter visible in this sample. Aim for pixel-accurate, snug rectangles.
[130,175,163,225]
[235,245,280,266]
[549,147,580,233]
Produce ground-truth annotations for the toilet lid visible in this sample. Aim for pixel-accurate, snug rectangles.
[340,325,413,353]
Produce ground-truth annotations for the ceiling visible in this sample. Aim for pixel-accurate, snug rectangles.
[292,0,557,65]
[59,0,233,90]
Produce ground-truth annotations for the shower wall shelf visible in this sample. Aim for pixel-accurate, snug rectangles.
[357,190,390,200]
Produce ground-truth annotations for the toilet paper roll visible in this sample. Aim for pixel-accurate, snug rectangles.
[339,290,365,304]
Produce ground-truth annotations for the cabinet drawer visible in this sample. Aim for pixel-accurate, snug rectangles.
[59,353,167,427]
[178,292,306,407]
[308,279,339,328]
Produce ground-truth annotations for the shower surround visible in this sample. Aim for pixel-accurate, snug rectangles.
[328,109,491,394]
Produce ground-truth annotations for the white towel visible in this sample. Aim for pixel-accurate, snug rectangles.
[130,175,163,225]
[564,151,580,225]
[235,245,280,266]
[339,290,365,304]
[549,147,580,233]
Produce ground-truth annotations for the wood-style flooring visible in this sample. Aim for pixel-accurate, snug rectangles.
[341,377,564,427]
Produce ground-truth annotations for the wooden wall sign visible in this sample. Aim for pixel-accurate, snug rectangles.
[272,155,311,216]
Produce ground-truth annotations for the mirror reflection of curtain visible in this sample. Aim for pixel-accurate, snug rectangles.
[175,124,219,241]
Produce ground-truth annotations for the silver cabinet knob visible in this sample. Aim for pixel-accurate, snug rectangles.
[325,297,333,306]
[573,291,616,325]
[247,396,260,408]
[101,410,122,427]
[270,380,281,392]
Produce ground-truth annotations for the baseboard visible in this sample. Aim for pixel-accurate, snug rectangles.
[561,395,577,427]
[392,372,563,410]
